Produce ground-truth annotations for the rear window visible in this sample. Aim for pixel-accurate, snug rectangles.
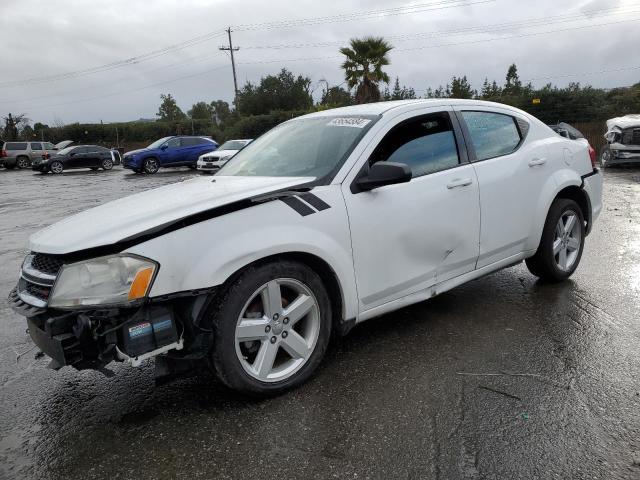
[5,142,27,150]
[462,111,522,161]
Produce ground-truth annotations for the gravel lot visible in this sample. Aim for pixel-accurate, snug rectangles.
[1,166,639,479]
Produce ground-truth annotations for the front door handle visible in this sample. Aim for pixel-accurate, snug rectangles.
[528,158,547,167]
[447,178,473,189]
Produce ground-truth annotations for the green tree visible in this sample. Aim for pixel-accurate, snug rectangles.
[503,64,522,96]
[480,78,502,99]
[211,100,232,124]
[320,86,352,107]
[236,69,313,116]
[340,36,393,104]
[2,113,29,141]
[156,94,186,122]
[449,76,475,99]
[389,77,416,100]
[188,101,214,120]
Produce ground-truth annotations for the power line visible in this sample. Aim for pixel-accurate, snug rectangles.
[0,0,489,90]
[0,31,227,89]
[233,0,494,31]
[241,5,640,50]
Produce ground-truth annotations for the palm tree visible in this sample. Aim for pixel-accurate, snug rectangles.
[340,37,393,104]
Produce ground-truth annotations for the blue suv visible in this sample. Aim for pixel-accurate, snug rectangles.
[123,136,218,174]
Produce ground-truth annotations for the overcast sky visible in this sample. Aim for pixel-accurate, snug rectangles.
[0,0,639,124]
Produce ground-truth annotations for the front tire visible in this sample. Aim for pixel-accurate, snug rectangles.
[143,157,159,174]
[50,161,64,174]
[526,198,585,282]
[209,260,332,397]
[601,146,610,169]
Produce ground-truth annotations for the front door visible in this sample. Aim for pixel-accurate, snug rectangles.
[67,147,88,169]
[342,108,481,314]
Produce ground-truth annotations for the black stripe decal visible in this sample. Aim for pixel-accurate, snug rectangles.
[299,192,331,211]
[280,196,315,216]
[61,182,317,262]
[581,169,599,180]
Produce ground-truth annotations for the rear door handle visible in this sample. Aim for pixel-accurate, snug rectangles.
[447,178,473,189]
[528,158,547,167]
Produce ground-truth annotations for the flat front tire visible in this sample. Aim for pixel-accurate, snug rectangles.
[209,260,332,397]
[526,198,585,282]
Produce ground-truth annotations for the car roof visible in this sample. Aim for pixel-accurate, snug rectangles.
[299,99,524,119]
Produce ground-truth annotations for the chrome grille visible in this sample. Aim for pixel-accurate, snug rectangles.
[31,253,64,276]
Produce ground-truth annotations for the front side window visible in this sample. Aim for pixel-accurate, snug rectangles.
[219,140,249,151]
[219,115,377,180]
[166,137,181,148]
[462,111,521,161]
[44,142,55,150]
[147,137,172,149]
[370,112,460,177]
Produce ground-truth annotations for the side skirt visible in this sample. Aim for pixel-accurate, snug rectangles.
[356,251,532,323]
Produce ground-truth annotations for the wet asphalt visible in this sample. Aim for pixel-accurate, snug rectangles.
[0,166,639,480]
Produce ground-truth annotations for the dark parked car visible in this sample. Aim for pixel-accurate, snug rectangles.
[123,136,218,174]
[32,145,115,174]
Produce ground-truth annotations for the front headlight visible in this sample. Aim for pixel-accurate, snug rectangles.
[49,254,158,309]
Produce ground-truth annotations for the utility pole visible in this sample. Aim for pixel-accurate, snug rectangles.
[219,27,240,109]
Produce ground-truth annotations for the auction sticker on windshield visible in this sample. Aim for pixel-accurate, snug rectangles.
[328,117,371,128]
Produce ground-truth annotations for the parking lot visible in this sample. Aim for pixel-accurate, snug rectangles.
[0,166,639,479]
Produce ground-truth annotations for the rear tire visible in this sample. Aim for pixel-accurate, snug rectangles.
[16,156,29,169]
[209,260,332,397]
[526,198,585,282]
[143,157,159,174]
[102,158,113,170]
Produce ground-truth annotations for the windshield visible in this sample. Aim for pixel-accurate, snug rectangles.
[147,137,172,149]
[218,140,249,151]
[218,115,377,179]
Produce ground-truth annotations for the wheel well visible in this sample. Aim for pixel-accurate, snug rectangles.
[555,185,591,231]
[223,252,345,332]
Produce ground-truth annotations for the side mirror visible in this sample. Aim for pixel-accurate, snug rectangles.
[354,162,412,192]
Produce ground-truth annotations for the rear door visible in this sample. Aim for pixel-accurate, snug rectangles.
[29,142,43,160]
[84,146,104,167]
[343,107,481,314]
[455,107,549,267]
[180,137,206,164]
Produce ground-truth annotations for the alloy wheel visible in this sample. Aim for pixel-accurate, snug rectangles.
[17,157,29,169]
[102,159,113,170]
[553,210,581,271]
[50,161,63,174]
[235,278,320,383]
[144,158,159,174]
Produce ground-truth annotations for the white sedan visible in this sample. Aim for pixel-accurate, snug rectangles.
[196,139,252,173]
[9,99,602,397]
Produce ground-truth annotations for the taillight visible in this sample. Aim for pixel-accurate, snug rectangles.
[42,152,50,159]
[588,144,597,169]
[0,149,6,158]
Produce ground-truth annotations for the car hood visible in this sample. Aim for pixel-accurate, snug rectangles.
[29,175,313,255]
[124,148,148,156]
[201,149,238,159]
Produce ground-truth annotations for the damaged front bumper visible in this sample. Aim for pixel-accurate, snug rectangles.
[608,145,640,165]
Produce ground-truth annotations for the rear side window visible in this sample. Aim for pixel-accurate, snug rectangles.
[370,112,460,177]
[462,111,522,161]
[182,137,207,146]
[166,137,181,148]
[5,142,27,150]
[30,142,43,150]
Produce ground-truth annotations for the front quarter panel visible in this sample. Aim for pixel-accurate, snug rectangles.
[125,185,358,320]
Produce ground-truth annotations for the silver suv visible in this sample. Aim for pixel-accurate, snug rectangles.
[1,140,72,169]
